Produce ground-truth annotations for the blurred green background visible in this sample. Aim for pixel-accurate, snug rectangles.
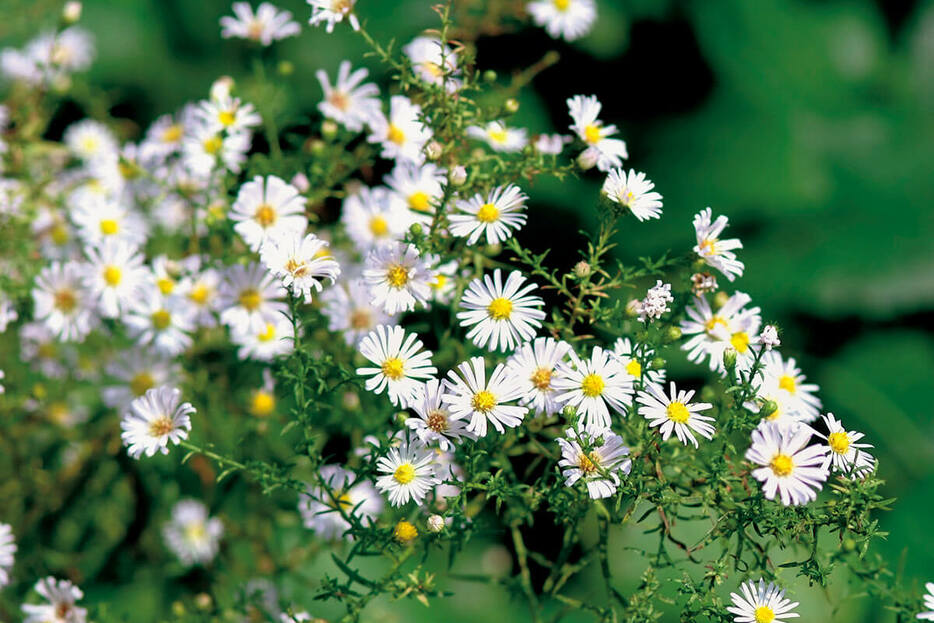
[2,0,934,620]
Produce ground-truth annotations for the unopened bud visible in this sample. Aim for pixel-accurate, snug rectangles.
[722,347,737,371]
[309,139,326,156]
[341,391,360,410]
[650,357,666,370]
[409,222,423,237]
[427,515,445,533]
[760,400,779,418]
[194,593,212,610]
[504,98,520,114]
[425,140,443,160]
[625,299,642,318]
[210,76,234,102]
[62,1,82,23]
[291,172,310,193]
[714,290,729,309]
[277,60,294,76]
[449,165,467,186]
[573,261,591,279]
[577,149,598,171]
[321,120,339,140]
[665,326,682,342]
[482,69,497,83]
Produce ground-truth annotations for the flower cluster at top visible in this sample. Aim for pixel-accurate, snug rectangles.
[0,1,928,622]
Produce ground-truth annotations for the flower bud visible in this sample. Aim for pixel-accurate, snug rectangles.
[427,515,445,533]
[278,60,294,76]
[194,593,213,610]
[665,326,682,342]
[577,149,598,171]
[650,356,666,370]
[573,261,591,279]
[62,1,82,24]
[482,69,497,83]
[722,347,737,371]
[625,299,642,317]
[291,172,310,193]
[393,520,418,543]
[210,76,234,102]
[321,120,339,140]
[409,222,423,237]
[309,139,326,156]
[714,290,729,309]
[425,140,443,160]
[504,98,520,114]
[449,165,467,186]
[760,400,779,418]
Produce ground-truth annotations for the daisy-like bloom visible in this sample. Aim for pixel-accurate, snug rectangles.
[124,289,194,356]
[406,379,476,450]
[918,583,934,620]
[0,522,14,588]
[534,133,572,155]
[82,239,148,318]
[299,465,383,540]
[693,207,744,282]
[21,577,87,623]
[403,36,461,92]
[602,168,663,221]
[384,162,446,225]
[749,352,822,426]
[63,119,117,163]
[728,579,800,623]
[220,2,300,45]
[506,337,572,416]
[375,436,440,506]
[260,231,340,302]
[197,96,262,136]
[32,261,97,342]
[102,350,178,411]
[427,259,459,304]
[178,266,223,328]
[308,0,359,32]
[636,381,715,448]
[182,122,252,176]
[557,426,632,499]
[120,386,194,459]
[466,121,528,153]
[162,499,224,566]
[456,269,545,352]
[612,337,665,385]
[528,0,597,41]
[72,199,147,248]
[316,60,381,132]
[218,262,287,334]
[368,95,432,164]
[139,109,190,164]
[356,324,437,408]
[229,175,308,252]
[362,243,434,315]
[449,184,528,245]
[746,421,829,506]
[553,346,633,432]
[441,356,527,437]
[681,292,762,375]
[567,95,628,172]
[341,185,410,252]
[321,279,396,346]
[814,413,875,477]
[232,314,295,361]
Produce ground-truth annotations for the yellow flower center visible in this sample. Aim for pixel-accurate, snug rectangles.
[285,258,309,278]
[103,265,122,286]
[48,402,70,424]
[350,309,371,329]
[251,391,276,416]
[408,191,431,212]
[54,289,77,312]
[625,359,642,378]
[99,218,119,235]
[471,390,497,413]
[328,90,351,111]
[151,309,171,330]
[770,453,794,477]
[188,284,210,305]
[426,409,448,432]
[381,357,406,381]
[778,374,797,394]
[157,277,175,295]
[386,264,409,288]
[487,297,513,320]
[754,605,775,623]
[393,463,416,484]
[161,124,183,143]
[699,238,718,255]
[476,202,500,223]
[129,372,155,397]
[247,19,264,40]
[667,401,690,423]
[80,135,99,153]
[51,223,70,245]
[203,134,223,155]
[766,406,782,421]
[254,203,277,227]
[530,367,552,390]
[581,373,605,398]
[369,215,389,236]
[148,415,174,437]
[583,123,602,144]
[730,331,750,354]
[704,315,728,334]
[218,110,236,127]
[239,288,261,310]
[553,0,570,10]
[422,61,444,78]
[393,520,418,543]
[387,124,406,145]
[183,520,206,543]
[430,274,447,291]
[118,160,140,180]
[488,128,508,144]
[828,431,850,454]
[578,451,600,474]
[257,323,276,342]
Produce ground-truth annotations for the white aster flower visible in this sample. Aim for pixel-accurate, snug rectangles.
[427,259,459,304]
[815,413,875,477]
[449,184,528,245]
[636,381,715,448]
[362,243,433,314]
[182,123,251,175]
[553,346,633,433]
[727,579,800,623]
[612,337,665,385]
[918,583,934,621]
[178,266,223,328]
[534,133,572,154]
[341,185,411,252]
[384,161,446,225]
[124,289,194,356]
[0,522,14,588]
[63,119,117,163]
[457,269,545,352]
[218,262,287,334]
[557,426,631,499]
[567,94,628,172]
[466,121,528,153]
[82,239,148,318]
[693,207,744,282]
[299,465,383,540]
[197,96,262,135]
[220,2,300,45]
[232,314,295,361]
[368,95,432,164]
[72,199,147,248]
[406,378,476,450]
[102,350,178,411]
[375,436,440,506]
[746,421,829,506]
[230,175,308,252]
[139,110,190,164]
[316,60,381,131]
[506,337,572,416]
[121,386,194,459]
[356,324,437,408]
[308,0,359,32]
[749,352,822,427]
[681,292,762,375]
[162,499,223,566]
[321,279,397,346]
[441,356,527,437]
[602,168,662,221]
[528,0,597,41]
[261,231,340,302]
[21,577,87,623]
[403,36,461,92]
[32,261,97,342]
